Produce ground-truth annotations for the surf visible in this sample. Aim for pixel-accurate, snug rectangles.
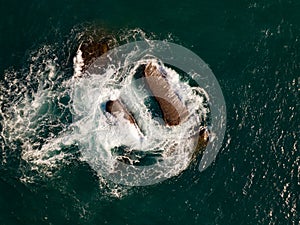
[0,27,214,196]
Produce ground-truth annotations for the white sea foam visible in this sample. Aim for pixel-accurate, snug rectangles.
[73,48,84,78]
[0,28,209,196]
[69,55,209,186]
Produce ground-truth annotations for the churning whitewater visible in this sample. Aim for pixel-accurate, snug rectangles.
[0,29,211,191]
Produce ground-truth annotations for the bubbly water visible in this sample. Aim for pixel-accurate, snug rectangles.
[0,28,209,193]
[1,1,299,224]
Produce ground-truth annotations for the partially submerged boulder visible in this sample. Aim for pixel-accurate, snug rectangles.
[143,62,189,126]
[79,40,109,71]
[192,128,210,161]
[73,35,111,78]
[106,99,136,124]
[79,40,109,66]
[75,37,209,164]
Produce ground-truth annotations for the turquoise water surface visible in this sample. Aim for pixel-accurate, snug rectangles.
[0,0,299,224]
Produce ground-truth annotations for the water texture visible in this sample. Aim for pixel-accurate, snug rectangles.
[0,0,299,224]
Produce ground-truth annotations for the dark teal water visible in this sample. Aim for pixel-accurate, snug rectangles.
[0,0,299,225]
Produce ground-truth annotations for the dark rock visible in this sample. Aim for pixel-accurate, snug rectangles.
[80,40,109,71]
[196,128,209,152]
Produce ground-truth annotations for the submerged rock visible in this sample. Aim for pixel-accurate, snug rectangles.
[73,37,110,77]
[80,40,109,68]
[192,128,210,161]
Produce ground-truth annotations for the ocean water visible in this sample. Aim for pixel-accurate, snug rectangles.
[0,0,299,225]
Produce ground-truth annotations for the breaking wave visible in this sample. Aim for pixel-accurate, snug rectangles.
[0,27,210,196]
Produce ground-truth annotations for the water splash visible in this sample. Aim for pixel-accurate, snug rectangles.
[0,27,211,196]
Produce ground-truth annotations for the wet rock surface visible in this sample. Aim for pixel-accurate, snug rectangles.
[144,62,189,126]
